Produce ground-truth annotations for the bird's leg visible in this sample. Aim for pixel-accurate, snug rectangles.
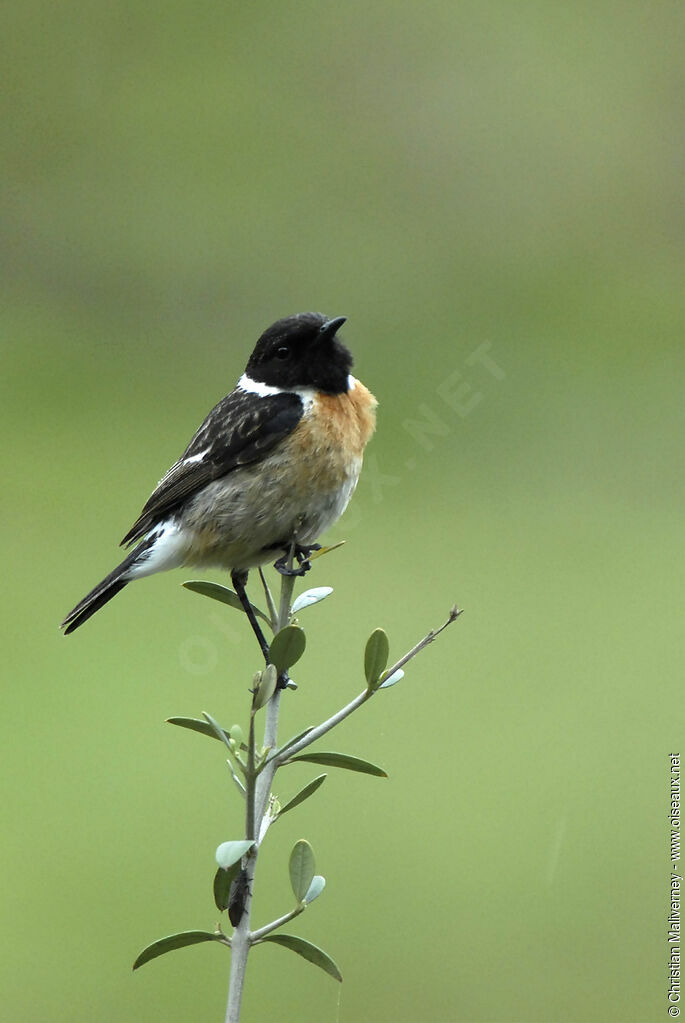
[231,569,270,663]
[273,543,322,577]
[232,569,291,690]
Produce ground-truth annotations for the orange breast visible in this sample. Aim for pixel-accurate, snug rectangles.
[293,379,377,490]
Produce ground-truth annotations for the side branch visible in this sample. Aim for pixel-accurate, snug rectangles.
[272,689,371,765]
[250,906,304,944]
[273,606,462,765]
[383,605,462,679]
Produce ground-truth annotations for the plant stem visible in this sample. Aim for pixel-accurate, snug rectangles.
[223,560,461,1022]
[277,553,297,634]
[245,715,256,841]
[225,914,250,1023]
[253,562,296,823]
[225,552,297,1023]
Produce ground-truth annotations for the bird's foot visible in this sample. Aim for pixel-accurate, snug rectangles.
[273,543,322,577]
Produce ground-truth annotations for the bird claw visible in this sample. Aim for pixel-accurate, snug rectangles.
[273,543,321,577]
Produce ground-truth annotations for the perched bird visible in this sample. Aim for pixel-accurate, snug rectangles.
[61,313,376,639]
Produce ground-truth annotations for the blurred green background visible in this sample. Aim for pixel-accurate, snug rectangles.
[3,2,683,1021]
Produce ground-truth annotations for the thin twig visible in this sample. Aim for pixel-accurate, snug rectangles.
[258,568,278,629]
[250,905,304,944]
[202,711,237,754]
[273,607,462,765]
[381,606,463,681]
[227,761,246,797]
[272,688,371,765]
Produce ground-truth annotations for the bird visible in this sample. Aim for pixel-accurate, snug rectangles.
[60,312,377,643]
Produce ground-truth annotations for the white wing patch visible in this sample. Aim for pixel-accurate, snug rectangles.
[182,448,209,465]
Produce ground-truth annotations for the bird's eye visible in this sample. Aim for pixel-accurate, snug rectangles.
[275,346,290,360]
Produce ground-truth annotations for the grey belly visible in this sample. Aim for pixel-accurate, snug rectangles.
[177,456,360,571]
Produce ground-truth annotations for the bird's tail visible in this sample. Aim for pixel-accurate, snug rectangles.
[60,537,154,635]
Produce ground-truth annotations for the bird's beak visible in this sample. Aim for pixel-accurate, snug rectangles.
[318,316,347,341]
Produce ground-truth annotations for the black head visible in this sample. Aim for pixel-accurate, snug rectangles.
[245,312,353,394]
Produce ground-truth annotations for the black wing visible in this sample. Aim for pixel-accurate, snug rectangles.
[120,389,304,546]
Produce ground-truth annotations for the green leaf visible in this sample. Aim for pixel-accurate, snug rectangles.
[167,717,232,744]
[215,840,254,870]
[253,664,278,710]
[133,930,227,970]
[289,839,315,902]
[260,933,342,982]
[379,668,404,689]
[183,580,270,624]
[288,752,387,777]
[277,775,327,818]
[269,626,306,674]
[304,875,326,904]
[214,861,242,912]
[292,587,333,613]
[364,628,389,687]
